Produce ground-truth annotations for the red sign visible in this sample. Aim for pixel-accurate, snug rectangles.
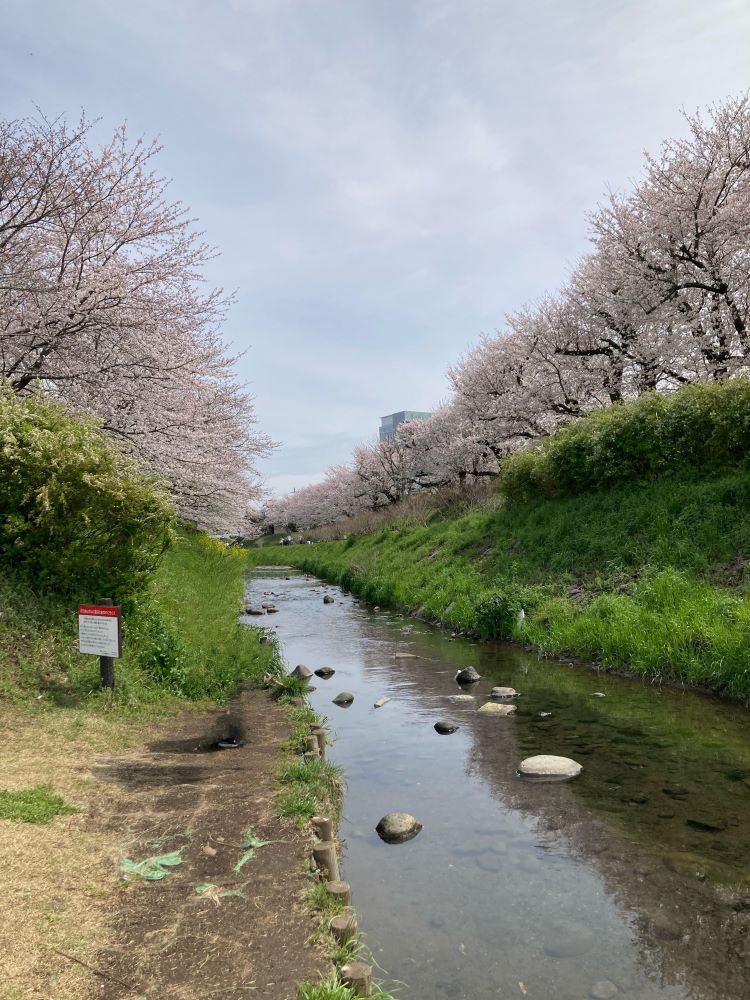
[77,605,119,618]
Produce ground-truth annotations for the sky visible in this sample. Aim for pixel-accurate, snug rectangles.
[3,0,750,496]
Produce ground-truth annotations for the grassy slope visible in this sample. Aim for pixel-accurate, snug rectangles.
[249,471,750,699]
[0,527,277,713]
[0,528,282,999]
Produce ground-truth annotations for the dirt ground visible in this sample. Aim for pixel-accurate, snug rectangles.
[1,691,326,1000]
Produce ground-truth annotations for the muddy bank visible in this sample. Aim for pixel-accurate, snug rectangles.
[88,690,323,1000]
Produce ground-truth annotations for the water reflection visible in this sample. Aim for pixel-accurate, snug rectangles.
[246,572,750,1000]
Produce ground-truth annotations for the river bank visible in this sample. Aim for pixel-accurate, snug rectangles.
[248,469,750,700]
[246,567,750,1000]
[0,531,338,1000]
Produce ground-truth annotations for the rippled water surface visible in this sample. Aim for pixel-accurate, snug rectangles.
[245,570,750,1000]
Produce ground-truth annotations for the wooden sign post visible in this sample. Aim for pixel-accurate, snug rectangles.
[78,598,122,689]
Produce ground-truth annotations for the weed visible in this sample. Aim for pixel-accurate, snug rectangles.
[0,784,78,824]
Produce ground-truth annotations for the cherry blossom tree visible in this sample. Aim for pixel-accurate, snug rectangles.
[267,94,750,533]
[0,113,272,534]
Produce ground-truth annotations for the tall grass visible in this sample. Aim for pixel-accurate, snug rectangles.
[0,527,279,713]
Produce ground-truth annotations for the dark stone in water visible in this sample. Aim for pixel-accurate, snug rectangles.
[686,816,728,833]
[375,812,422,844]
[434,721,459,735]
[455,666,480,685]
[663,785,689,798]
[314,666,335,678]
[332,692,354,706]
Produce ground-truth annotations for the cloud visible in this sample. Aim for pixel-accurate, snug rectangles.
[4,0,750,497]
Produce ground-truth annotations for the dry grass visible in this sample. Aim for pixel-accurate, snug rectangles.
[0,704,157,1000]
[295,481,501,542]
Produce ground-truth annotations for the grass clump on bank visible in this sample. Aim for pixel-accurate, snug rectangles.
[274,743,344,827]
[249,383,750,699]
[297,973,396,1000]
[0,784,78,824]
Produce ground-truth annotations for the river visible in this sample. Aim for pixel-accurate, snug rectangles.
[245,568,750,1000]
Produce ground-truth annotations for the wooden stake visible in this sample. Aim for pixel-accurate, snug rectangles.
[330,911,357,944]
[312,839,340,881]
[341,962,373,997]
[325,880,350,906]
[314,729,326,759]
[305,735,319,753]
[312,816,333,841]
[98,598,115,690]
[303,750,320,762]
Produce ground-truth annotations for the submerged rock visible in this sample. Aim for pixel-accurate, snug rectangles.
[447,694,475,703]
[394,652,418,659]
[245,607,266,616]
[589,980,619,1000]
[332,691,354,706]
[314,666,335,679]
[434,721,459,735]
[375,812,423,844]
[455,666,481,684]
[477,702,516,716]
[490,686,518,699]
[543,925,594,958]
[291,664,313,679]
[323,595,335,604]
[518,755,582,780]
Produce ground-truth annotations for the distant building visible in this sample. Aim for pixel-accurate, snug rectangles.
[379,410,432,441]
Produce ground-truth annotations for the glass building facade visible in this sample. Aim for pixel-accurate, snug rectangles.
[379,410,432,441]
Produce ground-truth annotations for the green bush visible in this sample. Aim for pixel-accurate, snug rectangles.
[474,584,541,639]
[501,379,750,501]
[0,389,175,600]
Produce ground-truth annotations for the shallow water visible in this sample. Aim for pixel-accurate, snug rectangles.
[245,571,750,1000]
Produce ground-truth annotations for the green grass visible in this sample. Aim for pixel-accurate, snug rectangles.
[0,527,281,715]
[302,881,346,919]
[296,973,396,1000]
[0,784,78,824]
[248,470,750,699]
[274,753,345,827]
[268,674,312,703]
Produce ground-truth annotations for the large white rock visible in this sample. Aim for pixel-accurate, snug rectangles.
[477,702,517,716]
[518,755,582,780]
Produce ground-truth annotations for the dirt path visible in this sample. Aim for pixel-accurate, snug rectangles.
[83,690,324,1000]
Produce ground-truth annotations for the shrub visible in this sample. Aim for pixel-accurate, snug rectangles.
[474,584,541,639]
[0,389,175,600]
[500,378,750,502]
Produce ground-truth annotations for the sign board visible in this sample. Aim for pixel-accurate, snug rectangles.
[78,604,122,658]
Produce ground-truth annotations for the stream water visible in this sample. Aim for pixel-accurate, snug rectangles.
[245,569,750,1000]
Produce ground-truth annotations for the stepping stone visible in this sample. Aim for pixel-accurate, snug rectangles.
[518,755,582,780]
